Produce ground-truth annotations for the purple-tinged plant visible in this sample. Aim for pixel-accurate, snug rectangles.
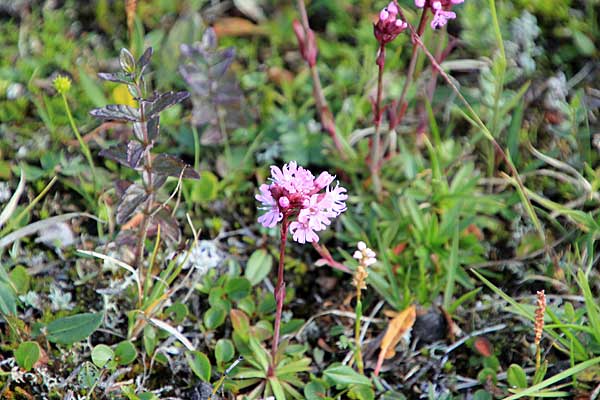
[91,47,199,276]
[374,1,408,48]
[256,161,347,369]
[371,1,408,194]
[415,0,465,29]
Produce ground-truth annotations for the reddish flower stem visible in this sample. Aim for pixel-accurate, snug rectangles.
[271,215,289,368]
[370,44,386,195]
[294,0,347,159]
[391,9,429,131]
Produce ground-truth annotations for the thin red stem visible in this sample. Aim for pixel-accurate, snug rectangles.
[392,9,428,130]
[270,215,289,368]
[370,44,386,194]
[295,0,347,159]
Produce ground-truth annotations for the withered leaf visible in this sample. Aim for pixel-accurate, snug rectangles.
[153,154,200,179]
[90,104,140,122]
[148,209,181,243]
[374,304,416,376]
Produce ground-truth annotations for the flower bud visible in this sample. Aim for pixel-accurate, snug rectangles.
[53,75,72,95]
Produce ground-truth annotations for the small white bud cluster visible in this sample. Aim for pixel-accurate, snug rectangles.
[353,241,377,266]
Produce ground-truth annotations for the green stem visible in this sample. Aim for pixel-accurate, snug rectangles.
[354,289,364,375]
[61,93,97,189]
[192,125,201,171]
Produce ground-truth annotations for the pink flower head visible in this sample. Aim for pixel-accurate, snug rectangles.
[415,0,464,29]
[374,1,408,46]
[256,161,348,244]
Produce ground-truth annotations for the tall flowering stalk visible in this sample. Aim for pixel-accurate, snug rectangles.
[371,1,407,193]
[352,242,376,374]
[534,290,546,372]
[256,161,347,367]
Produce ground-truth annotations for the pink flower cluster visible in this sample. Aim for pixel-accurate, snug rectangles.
[374,1,408,46]
[256,161,347,244]
[415,0,464,29]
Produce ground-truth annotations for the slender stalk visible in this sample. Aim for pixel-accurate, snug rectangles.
[61,93,97,189]
[354,288,364,374]
[271,215,290,367]
[370,44,386,195]
[132,81,155,298]
[409,24,545,244]
[295,0,347,159]
[392,9,428,129]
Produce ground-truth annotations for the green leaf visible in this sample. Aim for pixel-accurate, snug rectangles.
[573,31,596,56]
[268,377,287,400]
[472,390,493,400]
[165,302,189,324]
[143,325,157,356]
[47,312,103,345]
[225,277,251,301]
[305,381,328,400]
[503,358,600,399]
[204,305,227,330]
[230,309,251,341]
[0,282,17,315]
[215,339,235,366]
[14,341,41,371]
[245,249,273,286]
[78,65,108,107]
[115,341,137,365]
[92,344,114,368]
[577,269,600,344]
[507,364,528,389]
[348,384,375,400]
[10,265,30,294]
[189,171,219,203]
[186,351,211,382]
[323,363,372,387]
[120,48,136,73]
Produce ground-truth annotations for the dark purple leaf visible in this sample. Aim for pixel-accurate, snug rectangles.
[97,72,132,84]
[153,154,200,179]
[115,180,132,198]
[208,48,236,79]
[201,28,218,50]
[116,184,148,224]
[141,91,190,119]
[132,118,159,142]
[147,116,160,141]
[179,34,248,137]
[138,47,154,74]
[99,141,145,169]
[90,104,140,122]
[142,171,167,191]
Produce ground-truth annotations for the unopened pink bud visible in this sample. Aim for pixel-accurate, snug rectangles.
[379,9,389,21]
[386,1,399,15]
[415,0,426,7]
[279,197,290,208]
